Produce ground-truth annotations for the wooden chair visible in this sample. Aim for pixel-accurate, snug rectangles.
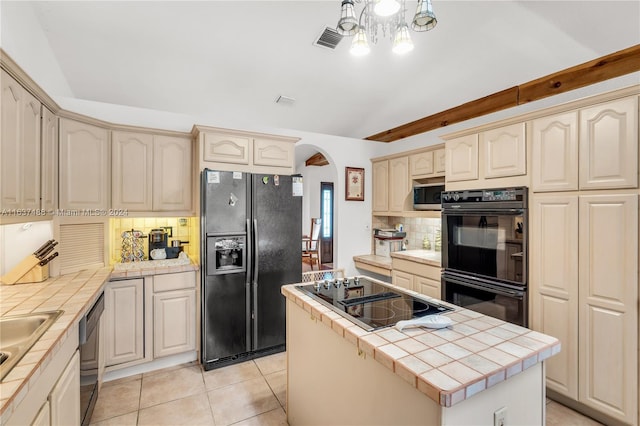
[302,218,321,270]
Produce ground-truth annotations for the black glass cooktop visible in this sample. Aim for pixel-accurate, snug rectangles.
[296,276,453,331]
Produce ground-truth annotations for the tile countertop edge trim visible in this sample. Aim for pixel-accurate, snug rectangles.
[0,267,112,422]
[281,284,561,408]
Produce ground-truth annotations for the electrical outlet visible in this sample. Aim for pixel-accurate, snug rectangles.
[494,406,507,426]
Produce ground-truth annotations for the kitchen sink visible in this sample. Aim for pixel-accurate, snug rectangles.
[0,310,64,381]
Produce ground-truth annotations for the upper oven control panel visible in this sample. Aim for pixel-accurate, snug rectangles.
[441,187,527,207]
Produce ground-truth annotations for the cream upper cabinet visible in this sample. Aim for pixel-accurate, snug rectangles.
[1,69,41,210]
[389,156,410,212]
[41,107,59,211]
[152,135,192,211]
[530,192,638,424]
[59,118,110,210]
[530,195,579,399]
[253,137,294,168]
[372,160,389,213]
[196,126,299,173]
[579,97,638,190]
[202,132,250,165]
[481,123,526,179]
[445,134,478,182]
[104,278,145,367]
[112,132,192,212]
[531,111,579,192]
[434,148,446,174]
[577,194,637,424]
[112,131,153,211]
[410,150,434,177]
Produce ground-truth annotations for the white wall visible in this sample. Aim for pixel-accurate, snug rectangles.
[0,2,74,97]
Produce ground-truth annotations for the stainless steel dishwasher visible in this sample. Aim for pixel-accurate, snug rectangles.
[79,292,104,426]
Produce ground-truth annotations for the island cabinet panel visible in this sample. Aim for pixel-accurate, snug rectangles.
[445,133,478,183]
[112,131,153,210]
[59,118,110,210]
[286,298,545,426]
[531,111,579,192]
[31,401,50,426]
[371,160,389,213]
[579,97,638,190]
[481,122,526,179]
[578,194,637,424]
[530,195,579,399]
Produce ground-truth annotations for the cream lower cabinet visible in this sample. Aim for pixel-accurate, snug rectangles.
[31,401,50,426]
[1,69,41,210]
[104,278,146,367]
[106,272,196,371]
[531,193,638,425]
[152,271,196,358]
[50,350,80,426]
[59,118,110,210]
[392,258,441,299]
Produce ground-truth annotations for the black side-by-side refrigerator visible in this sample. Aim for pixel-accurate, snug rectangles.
[201,169,302,370]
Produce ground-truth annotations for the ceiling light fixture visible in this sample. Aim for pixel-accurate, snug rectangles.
[336,0,437,56]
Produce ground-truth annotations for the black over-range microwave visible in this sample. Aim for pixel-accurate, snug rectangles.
[413,184,445,210]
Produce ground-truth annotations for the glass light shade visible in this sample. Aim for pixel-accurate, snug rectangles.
[392,23,414,54]
[337,0,359,36]
[350,28,371,56]
[412,0,437,31]
[374,0,401,17]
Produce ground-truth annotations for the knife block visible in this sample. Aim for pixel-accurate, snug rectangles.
[14,264,49,284]
[0,255,48,285]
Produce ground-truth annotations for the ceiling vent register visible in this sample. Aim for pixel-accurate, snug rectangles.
[314,27,344,50]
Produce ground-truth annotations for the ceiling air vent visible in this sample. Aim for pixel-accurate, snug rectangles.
[314,27,343,50]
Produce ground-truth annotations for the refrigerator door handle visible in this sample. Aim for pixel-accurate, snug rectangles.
[245,219,251,351]
[252,219,259,285]
[252,218,259,350]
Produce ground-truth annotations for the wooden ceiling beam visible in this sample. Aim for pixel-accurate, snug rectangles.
[305,152,329,166]
[366,44,640,143]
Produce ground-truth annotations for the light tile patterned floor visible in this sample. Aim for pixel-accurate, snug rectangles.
[90,352,601,425]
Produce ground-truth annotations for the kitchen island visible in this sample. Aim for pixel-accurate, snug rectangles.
[282,276,560,426]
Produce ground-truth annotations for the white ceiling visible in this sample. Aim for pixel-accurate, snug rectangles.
[26,1,640,140]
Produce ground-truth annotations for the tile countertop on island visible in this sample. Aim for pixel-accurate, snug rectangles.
[281,281,560,408]
[0,259,200,423]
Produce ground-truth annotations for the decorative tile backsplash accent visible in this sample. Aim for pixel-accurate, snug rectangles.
[373,217,442,251]
[109,217,199,264]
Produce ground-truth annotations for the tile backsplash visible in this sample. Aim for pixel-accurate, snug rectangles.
[373,216,441,251]
[109,217,199,264]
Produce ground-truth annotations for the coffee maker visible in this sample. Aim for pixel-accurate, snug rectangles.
[148,228,168,258]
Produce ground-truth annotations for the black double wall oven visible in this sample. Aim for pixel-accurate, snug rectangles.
[441,187,528,327]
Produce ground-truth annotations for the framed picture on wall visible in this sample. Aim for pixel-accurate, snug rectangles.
[345,167,364,201]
